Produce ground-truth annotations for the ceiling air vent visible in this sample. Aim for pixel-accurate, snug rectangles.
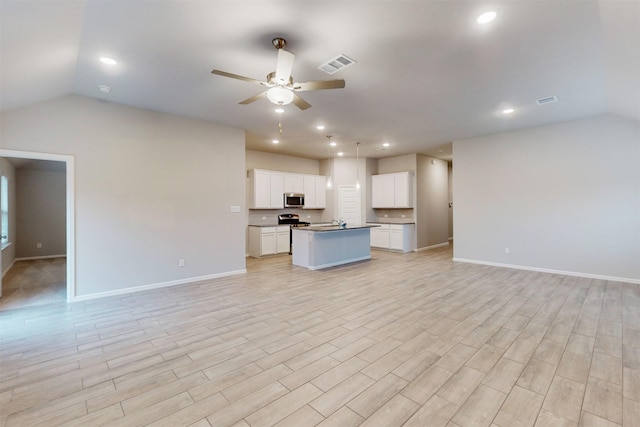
[318,54,356,75]
[536,96,558,105]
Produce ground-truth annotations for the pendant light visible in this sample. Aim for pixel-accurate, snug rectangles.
[355,141,361,190]
[326,135,333,189]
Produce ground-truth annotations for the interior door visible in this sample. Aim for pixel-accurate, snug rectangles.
[338,185,361,226]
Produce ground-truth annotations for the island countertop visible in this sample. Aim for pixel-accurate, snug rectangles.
[305,225,380,232]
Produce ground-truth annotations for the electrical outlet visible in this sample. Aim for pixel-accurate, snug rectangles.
[178,259,185,267]
[504,247,510,254]
[36,242,42,248]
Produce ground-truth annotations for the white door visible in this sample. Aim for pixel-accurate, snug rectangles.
[338,185,361,226]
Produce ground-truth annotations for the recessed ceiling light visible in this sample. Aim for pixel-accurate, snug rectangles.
[98,85,111,93]
[330,141,337,147]
[272,139,279,144]
[477,10,497,24]
[383,142,390,147]
[337,152,344,156]
[316,125,325,130]
[274,108,284,113]
[502,108,515,114]
[100,56,118,66]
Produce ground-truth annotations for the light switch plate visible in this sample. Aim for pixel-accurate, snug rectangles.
[230,205,241,213]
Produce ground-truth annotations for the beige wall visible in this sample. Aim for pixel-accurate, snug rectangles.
[0,158,16,276]
[1,94,246,298]
[416,154,449,248]
[453,114,640,282]
[15,168,66,258]
[246,150,319,174]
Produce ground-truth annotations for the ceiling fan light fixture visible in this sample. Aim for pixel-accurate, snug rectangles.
[477,10,497,24]
[266,86,294,106]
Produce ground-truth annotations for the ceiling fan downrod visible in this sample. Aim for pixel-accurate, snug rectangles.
[272,38,286,50]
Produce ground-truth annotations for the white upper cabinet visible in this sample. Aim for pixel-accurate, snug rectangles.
[303,174,327,209]
[249,169,325,209]
[394,171,413,208]
[270,172,285,208]
[371,174,395,208]
[284,173,304,194]
[251,169,271,208]
[315,175,326,209]
[248,169,284,209]
[371,171,413,208]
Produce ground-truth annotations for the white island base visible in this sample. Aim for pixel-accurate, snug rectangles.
[292,226,375,270]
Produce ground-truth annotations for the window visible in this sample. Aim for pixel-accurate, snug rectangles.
[1,175,8,245]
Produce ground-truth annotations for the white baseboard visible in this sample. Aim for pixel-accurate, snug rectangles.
[415,241,450,252]
[452,258,640,285]
[305,256,371,270]
[71,269,247,302]
[2,259,16,278]
[15,254,67,261]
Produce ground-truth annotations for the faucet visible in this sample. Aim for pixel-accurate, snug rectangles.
[332,218,347,228]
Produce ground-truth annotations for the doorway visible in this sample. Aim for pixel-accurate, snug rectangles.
[0,149,75,304]
[338,185,361,226]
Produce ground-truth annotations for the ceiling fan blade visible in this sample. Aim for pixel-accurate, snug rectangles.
[239,91,267,105]
[293,79,346,91]
[211,69,264,85]
[274,49,295,85]
[292,93,311,110]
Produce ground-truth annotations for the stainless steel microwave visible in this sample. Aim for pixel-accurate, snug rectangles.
[284,193,305,208]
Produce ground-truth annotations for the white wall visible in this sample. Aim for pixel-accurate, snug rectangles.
[15,168,66,258]
[453,114,640,282]
[0,94,247,298]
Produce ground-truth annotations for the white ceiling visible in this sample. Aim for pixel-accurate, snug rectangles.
[1,1,638,161]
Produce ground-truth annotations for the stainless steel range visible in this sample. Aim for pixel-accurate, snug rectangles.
[278,214,310,255]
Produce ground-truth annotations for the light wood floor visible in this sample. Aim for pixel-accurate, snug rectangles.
[1,258,66,312]
[1,246,638,426]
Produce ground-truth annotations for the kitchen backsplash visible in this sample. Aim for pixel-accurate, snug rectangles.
[373,208,415,223]
[249,209,325,225]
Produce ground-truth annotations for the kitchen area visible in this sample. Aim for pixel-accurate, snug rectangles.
[246,149,451,269]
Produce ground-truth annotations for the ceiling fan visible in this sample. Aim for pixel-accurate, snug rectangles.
[211,38,345,110]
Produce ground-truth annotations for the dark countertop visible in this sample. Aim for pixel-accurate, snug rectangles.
[248,223,333,227]
[367,221,416,225]
[298,225,380,232]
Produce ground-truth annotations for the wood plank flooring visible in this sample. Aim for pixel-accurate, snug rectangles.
[1,246,639,426]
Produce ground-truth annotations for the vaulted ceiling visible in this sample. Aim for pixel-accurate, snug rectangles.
[1,1,638,160]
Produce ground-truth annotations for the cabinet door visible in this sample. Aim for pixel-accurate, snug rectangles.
[261,229,276,255]
[394,172,413,208]
[315,176,326,208]
[276,226,290,254]
[370,226,390,248]
[252,170,271,209]
[303,175,316,208]
[270,172,285,208]
[284,173,304,194]
[389,226,404,250]
[372,174,395,208]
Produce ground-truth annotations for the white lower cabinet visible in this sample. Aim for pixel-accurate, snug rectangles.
[370,224,390,248]
[248,226,290,257]
[367,223,415,253]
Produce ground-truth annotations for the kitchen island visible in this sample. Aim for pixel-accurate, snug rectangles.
[292,225,379,270]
